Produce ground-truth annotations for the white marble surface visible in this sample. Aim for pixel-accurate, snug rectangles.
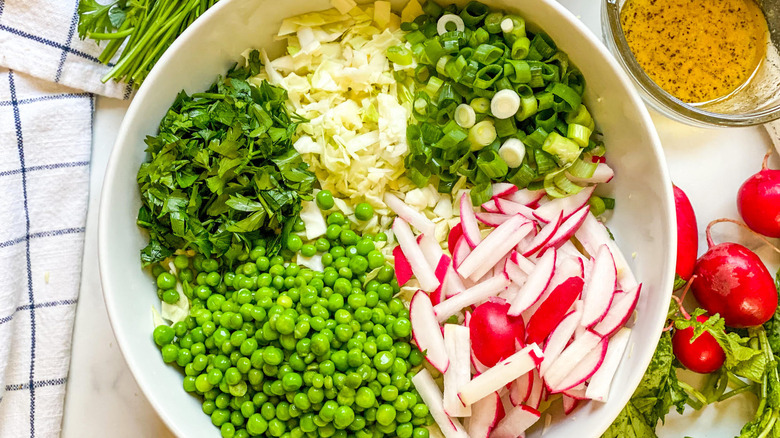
[59,1,780,437]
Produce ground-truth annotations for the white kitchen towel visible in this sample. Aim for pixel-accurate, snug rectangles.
[0,0,132,99]
[0,68,93,437]
[766,121,780,156]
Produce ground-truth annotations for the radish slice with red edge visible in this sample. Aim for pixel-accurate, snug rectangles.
[562,382,588,400]
[494,197,535,219]
[575,213,638,292]
[476,212,512,227]
[507,248,556,316]
[527,368,544,409]
[525,276,584,345]
[392,245,413,286]
[586,327,632,402]
[444,265,466,298]
[460,192,482,248]
[452,235,471,269]
[411,369,469,438]
[448,223,463,255]
[457,343,543,406]
[537,205,590,254]
[410,291,449,373]
[482,199,500,213]
[443,324,472,417]
[509,373,532,406]
[503,188,546,206]
[511,250,536,275]
[544,330,607,393]
[457,216,534,281]
[393,218,439,292]
[434,275,510,323]
[580,245,618,327]
[419,234,445,271]
[384,192,436,236]
[533,185,595,224]
[492,182,519,197]
[491,405,541,438]
[521,210,563,257]
[592,284,641,337]
[563,395,580,415]
[539,306,583,377]
[504,254,528,286]
[467,392,503,438]
[521,256,582,320]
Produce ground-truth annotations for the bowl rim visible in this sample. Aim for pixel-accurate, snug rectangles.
[98,0,676,437]
[602,0,780,127]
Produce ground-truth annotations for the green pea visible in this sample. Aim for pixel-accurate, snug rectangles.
[156,272,176,290]
[374,351,394,372]
[375,232,388,242]
[340,230,358,246]
[376,404,397,426]
[316,190,335,210]
[286,234,303,252]
[334,406,355,429]
[153,325,174,346]
[354,203,374,221]
[327,212,346,226]
[348,256,368,275]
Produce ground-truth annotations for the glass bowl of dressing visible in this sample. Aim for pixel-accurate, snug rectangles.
[602,0,780,127]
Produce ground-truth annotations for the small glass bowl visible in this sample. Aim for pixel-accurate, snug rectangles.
[602,0,780,127]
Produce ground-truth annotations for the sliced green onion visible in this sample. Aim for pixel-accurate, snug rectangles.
[477,148,509,178]
[524,127,548,149]
[473,64,503,88]
[565,104,595,131]
[470,97,491,113]
[588,196,606,216]
[422,0,444,17]
[415,65,431,83]
[455,104,477,128]
[421,122,444,144]
[507,163,535,187]
[473,44,504,64]
[424,39,447,64]
[567,123,592,147]
[552,172,584,195]
[515,86,538,121]
[530,33,557,60]
[437,14,466,35]
[534,149,556,174]
[471,27,490,46]
[438,171,459,193]
[435,127,469,150]
[408,162,432,187]
[500,18,514,33]
[542,131,581,166]
[499,138,526,167]
[536,91,554,111]
[468,120,497,150]
[566,157,597,179]
[459,60,479,85]
[460,1,489,27]
[603,197,616,209]
[490,89,521,119]
[484,12,504,34]
[510,37,531,60]
[436,55,453,76]
[425,76,444,96]
[550,82,582,113]
[445,55,468,81]
[504,60,531,83]
[494,117,517,138]
[527,61,545,87]
[387,45,414,66]
[437,82,461,108]
[534,109,558,133]
[404,30,427,45]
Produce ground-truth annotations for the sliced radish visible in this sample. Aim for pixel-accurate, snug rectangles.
[452,236,472,269]
[467,392,503,438]
[580,245,618,327]
[494,197,535,218]
[460,192,482,248]
[503,188,546,206]
[544,330,607,393]
[521,211,563,257]
[525,277,584,345]
[457,344,543,406]
[510,251,536,275]
[522,256,583,320]
[507,248,556,316]
[385,192,436,236]
[448,223,464,255]
[393,245,413,286]
[491,405,541,438]
[504,255,528,286]
[410,291,449,373]
[533,185,595,224]
[562,382,588,400]
[457,216,534,281]
[538,205,590,254]
[434,275,511,323]
[420,234,445,271]
[443,324,472,417]
[476,212,512,227]
[482,199,500,213]
[563,395,580,415]
[393,218,439,292]
[592,284,641,337]
[527,368,543,410]
[586,327,632,402]
[509,373,532,406]
[539,307,583,377]
[492,182,519,198]
[411,369,469,438]
[444,265,466,298]
[574,213,638,292]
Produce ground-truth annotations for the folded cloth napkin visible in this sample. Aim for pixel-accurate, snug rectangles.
[0,0,126,436]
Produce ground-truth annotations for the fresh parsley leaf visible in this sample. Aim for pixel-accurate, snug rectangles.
[77,0,120,39]
[136,56,312,266]
[631,331,687,426]
[603,402,658,438]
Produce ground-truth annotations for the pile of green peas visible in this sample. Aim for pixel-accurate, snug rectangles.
[150,207,434,438]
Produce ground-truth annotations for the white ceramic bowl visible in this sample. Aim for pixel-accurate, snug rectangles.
[98,0,675,436]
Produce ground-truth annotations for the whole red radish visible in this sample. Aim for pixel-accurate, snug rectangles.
[672,315,725,374]
[691,222,777,328]
[470,299,525,367]
[673,185,698,281]
[737,152,780,238]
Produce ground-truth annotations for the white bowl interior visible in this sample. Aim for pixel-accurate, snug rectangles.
[98,0,675,436]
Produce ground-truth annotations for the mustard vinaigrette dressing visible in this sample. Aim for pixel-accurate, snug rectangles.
[620,0,769,104]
